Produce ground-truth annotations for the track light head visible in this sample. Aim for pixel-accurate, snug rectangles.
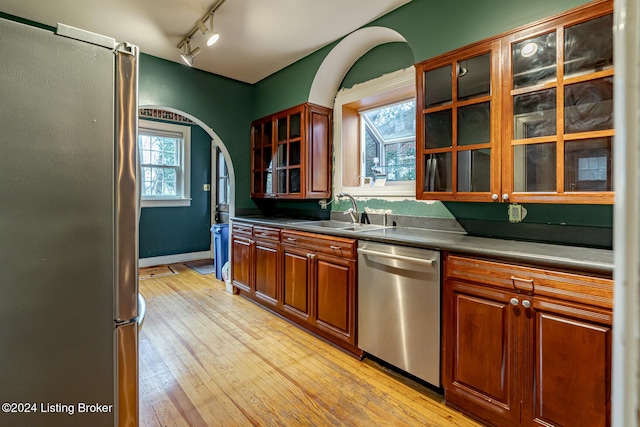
[180,41,201,67]
[196,17,219,46]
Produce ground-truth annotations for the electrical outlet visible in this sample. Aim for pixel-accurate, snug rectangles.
[203,184,211,191]
[508,203,527,223]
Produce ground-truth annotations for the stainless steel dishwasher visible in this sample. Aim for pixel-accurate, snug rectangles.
[358,240,441,386]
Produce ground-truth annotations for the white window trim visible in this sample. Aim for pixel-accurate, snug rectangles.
[333,66,416,198]
[138,119,191,208]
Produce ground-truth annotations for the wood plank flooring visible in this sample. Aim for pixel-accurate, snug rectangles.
[139,262,482,426]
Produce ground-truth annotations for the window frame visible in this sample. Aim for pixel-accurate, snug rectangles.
[333,67,416,197]
[138,119,191,208]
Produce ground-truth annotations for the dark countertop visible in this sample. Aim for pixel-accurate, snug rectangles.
[231,216,614,275]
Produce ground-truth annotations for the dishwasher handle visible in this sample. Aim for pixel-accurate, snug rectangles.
[358,247,436,267]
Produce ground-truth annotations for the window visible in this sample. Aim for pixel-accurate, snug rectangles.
[138,119,191,207]
[361,100,416,184]
[334,67,416,197]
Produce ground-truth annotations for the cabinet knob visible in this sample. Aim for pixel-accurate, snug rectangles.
[491,194,499,201]
[510,297,519,306]
[502,193,510,201]
[521,300,531,308]
[307,253,316,259]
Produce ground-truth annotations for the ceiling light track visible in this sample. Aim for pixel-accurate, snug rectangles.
[177,0,225,67]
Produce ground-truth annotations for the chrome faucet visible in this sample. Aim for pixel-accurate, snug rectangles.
[337,192,359,224]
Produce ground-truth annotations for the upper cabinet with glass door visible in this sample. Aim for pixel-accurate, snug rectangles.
[250,103,332,199]
[416,41,502,201]
[503,1,613,204]
[415,0,613,204]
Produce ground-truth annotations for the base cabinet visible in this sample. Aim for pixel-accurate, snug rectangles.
[231,221,359,355]
[443,254,612,427]
[280,229,358,354]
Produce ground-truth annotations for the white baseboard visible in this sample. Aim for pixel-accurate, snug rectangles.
[138,251,211,268]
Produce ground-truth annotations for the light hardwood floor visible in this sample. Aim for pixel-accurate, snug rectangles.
[139,262,482,426]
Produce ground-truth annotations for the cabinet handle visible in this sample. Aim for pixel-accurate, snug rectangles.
[307,253,316,259]
[330,245,341,250]
[259,233,269,237]
[510,276,533,283]
[521,300,531,308]
[510,297,519,306]
[287,237,297,241]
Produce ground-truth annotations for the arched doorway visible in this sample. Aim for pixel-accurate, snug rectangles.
[138,105,235,290]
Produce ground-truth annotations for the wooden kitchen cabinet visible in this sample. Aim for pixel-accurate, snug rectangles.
[416,39,502,202]
[280,229,358,354]
[501,1,614,204]
[442,253,612,427]
[250,103,332,199]
[415,0,614,204]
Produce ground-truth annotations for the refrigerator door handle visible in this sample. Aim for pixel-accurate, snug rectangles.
[114,43,140,322]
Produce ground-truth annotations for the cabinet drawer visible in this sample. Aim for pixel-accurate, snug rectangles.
[253,225,280,242]
[232,222,253,238]
[281,230,356,259]
[446,254,613,310]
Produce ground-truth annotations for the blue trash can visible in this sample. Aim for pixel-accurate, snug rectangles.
[211,223,229,280]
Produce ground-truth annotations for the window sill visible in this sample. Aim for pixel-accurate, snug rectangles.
[339,185,415,198]
[141,198,192,208]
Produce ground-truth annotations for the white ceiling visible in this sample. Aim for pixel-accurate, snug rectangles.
[0,0,411,84]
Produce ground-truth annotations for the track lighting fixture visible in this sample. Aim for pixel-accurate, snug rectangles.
[180,40,201,67]
[176,0,225,66]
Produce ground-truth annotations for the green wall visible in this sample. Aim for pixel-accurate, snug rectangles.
[138,121,213,258]
[139,54,254,211]
[340,42,415,90]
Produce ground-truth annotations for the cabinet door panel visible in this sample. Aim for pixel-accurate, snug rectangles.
[454,293,512,401]
[306,105,332,198]
[231,237,252,292]
[443,281,519,426]
[282,248,310,320]
[528,303,611,427]
[254,242,278,306]
[315,256,354,342]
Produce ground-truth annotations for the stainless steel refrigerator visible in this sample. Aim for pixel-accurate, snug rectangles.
[0,17,139,427]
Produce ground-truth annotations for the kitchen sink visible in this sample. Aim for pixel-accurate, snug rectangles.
[296,220,388,232]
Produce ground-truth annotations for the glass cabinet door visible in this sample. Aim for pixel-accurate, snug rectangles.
[417,41,500,200]
[251,120,274,196]
[274,109,303,196]
[504,8,614,203]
